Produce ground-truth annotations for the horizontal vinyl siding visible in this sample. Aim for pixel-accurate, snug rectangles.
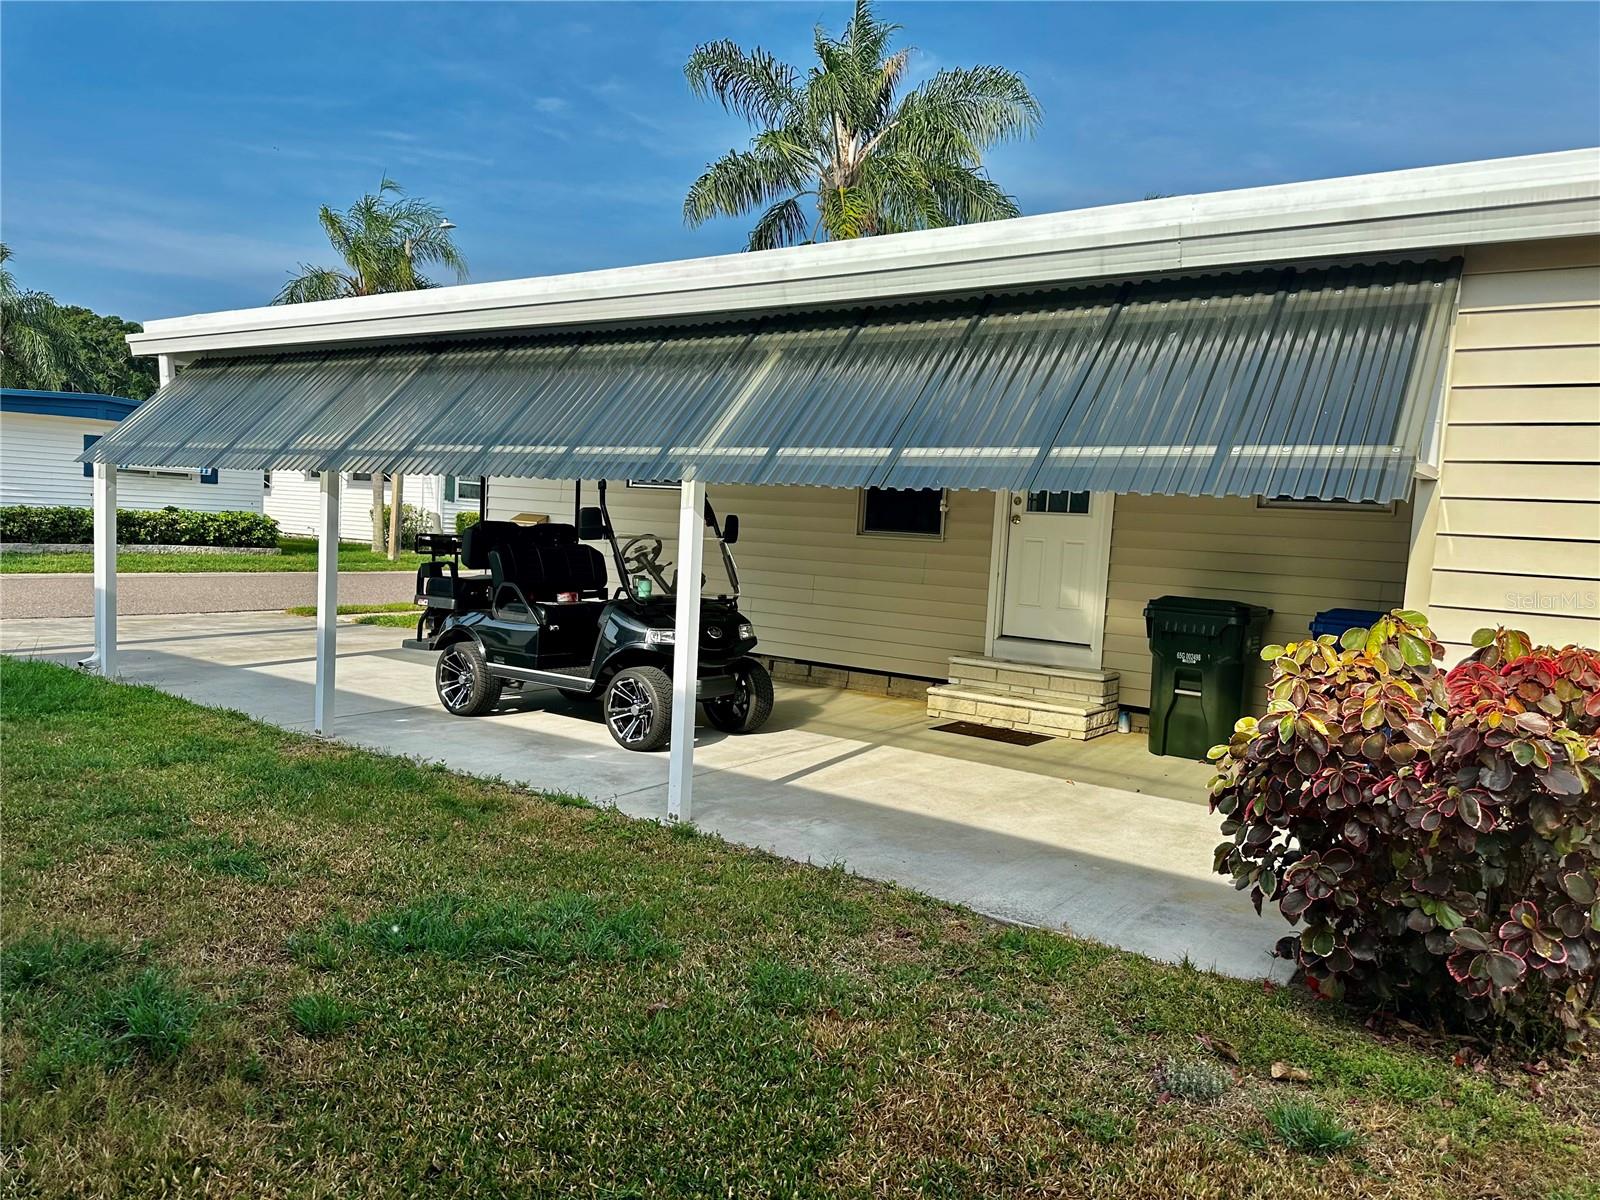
[265,472,458,541]
[1419,237,1600,657]
[1102,494,1413,710]
[489,479,991,679]
[0,412,261,515]
[266,472,377,541]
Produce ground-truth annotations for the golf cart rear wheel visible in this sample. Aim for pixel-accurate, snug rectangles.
[704,658,774,734]
[436,641,502,716]
[603,666,673,751]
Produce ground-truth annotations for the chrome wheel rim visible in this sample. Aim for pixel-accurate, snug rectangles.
[606,677,653,744]
[438,649,474,709]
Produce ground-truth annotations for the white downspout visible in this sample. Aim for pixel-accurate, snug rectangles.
[314,469,341,734]
[667,478,706,822]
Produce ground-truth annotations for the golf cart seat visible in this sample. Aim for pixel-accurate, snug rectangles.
[522,524,609,601]
[462,520,610,610]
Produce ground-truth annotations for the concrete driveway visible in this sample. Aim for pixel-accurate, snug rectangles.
[0,570,415,618]
[1,611,1285,980]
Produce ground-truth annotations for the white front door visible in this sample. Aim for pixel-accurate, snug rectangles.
[1001,490,1102,645]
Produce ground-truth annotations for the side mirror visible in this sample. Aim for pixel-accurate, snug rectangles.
[722,514,740,545]
[577,505,606,541]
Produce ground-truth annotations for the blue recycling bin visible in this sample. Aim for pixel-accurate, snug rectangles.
[1309,608,1385,641]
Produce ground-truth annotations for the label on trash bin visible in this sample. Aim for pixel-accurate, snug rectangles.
[1177,651,1202,664]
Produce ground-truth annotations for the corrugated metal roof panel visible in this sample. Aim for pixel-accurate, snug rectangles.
[83,259,1460,502]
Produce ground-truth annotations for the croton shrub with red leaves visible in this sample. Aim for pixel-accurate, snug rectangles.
[1208,611,1600,1051]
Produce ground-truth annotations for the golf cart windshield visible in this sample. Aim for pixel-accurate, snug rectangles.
[613,526,737,600]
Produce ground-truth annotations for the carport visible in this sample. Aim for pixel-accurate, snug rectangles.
[81,253,1457,821]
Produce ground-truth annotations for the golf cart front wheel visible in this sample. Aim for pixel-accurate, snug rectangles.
[703,659,774,734]
[436,641,502,716]
[603,666,673,751]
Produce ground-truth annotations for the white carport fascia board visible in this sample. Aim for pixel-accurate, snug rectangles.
[128,148,1600,358]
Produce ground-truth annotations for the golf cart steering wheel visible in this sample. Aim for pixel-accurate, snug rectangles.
[619,534,672,594]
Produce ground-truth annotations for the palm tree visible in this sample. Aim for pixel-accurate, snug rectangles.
[0,244,80,391]
[273,178,467,304]
[276,180,465,556]
[683,0,1041,250]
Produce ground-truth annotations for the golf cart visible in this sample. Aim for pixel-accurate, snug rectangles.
[403,481,772,751]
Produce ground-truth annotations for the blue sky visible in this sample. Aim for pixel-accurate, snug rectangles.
[4,1,1597,323]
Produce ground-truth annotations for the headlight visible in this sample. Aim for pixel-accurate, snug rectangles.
[737,623,755,640]
[645,628,675,646]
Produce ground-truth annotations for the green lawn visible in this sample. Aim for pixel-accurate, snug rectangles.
[0,537,426,574]
[2,658,1595,1199]
[283,602,418,628]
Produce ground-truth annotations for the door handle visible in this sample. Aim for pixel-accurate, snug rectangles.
[1010,513,1022,525]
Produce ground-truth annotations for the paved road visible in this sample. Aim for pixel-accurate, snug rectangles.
[0,571,416,619]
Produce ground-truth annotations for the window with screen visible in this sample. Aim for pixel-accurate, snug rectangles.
[859,487,946,538]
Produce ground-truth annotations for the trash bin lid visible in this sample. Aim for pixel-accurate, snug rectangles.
[1144,595,1272,621]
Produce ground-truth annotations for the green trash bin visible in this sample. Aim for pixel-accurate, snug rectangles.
[1144,596,1272,759]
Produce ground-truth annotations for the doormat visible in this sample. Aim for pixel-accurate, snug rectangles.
[932,721,1051,747]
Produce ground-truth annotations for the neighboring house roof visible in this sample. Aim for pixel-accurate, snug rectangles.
[126,147,1600,358]
[0,388,140,422]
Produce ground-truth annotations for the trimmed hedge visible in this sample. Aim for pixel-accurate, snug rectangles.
[0,505,280,549]
[455,511,480,534]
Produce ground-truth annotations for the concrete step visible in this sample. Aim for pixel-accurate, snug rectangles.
[945,655,1119,704]
[927,683,1118,739]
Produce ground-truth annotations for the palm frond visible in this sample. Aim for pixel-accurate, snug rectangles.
[273,266,357,305]
[684,40,799,128]
[0,244,81,390]
[895,66,1041,159]
[745,197,811,251]
[684,147,806,227]
[918,160,1023,226]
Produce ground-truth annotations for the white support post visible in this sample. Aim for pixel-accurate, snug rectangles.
[667,478,706,823]
[313,470,340,734]
[89,462,118,676]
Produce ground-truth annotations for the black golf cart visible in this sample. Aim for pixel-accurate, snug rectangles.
[402,481,773,751]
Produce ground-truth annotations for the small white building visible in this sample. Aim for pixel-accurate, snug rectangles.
[0,388,262,514]
[263,471,479,541]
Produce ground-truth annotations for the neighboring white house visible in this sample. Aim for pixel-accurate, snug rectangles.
[263,471,479,541]
[0,389,262,514]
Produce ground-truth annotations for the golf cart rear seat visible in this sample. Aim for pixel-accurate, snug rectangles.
[413,532,489,612]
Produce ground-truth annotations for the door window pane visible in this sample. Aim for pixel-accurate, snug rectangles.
[1026,490,1090,514]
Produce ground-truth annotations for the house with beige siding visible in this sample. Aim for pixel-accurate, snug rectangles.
[91,148,1599,767]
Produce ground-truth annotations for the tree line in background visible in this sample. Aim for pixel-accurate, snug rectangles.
[0,245,158,400]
